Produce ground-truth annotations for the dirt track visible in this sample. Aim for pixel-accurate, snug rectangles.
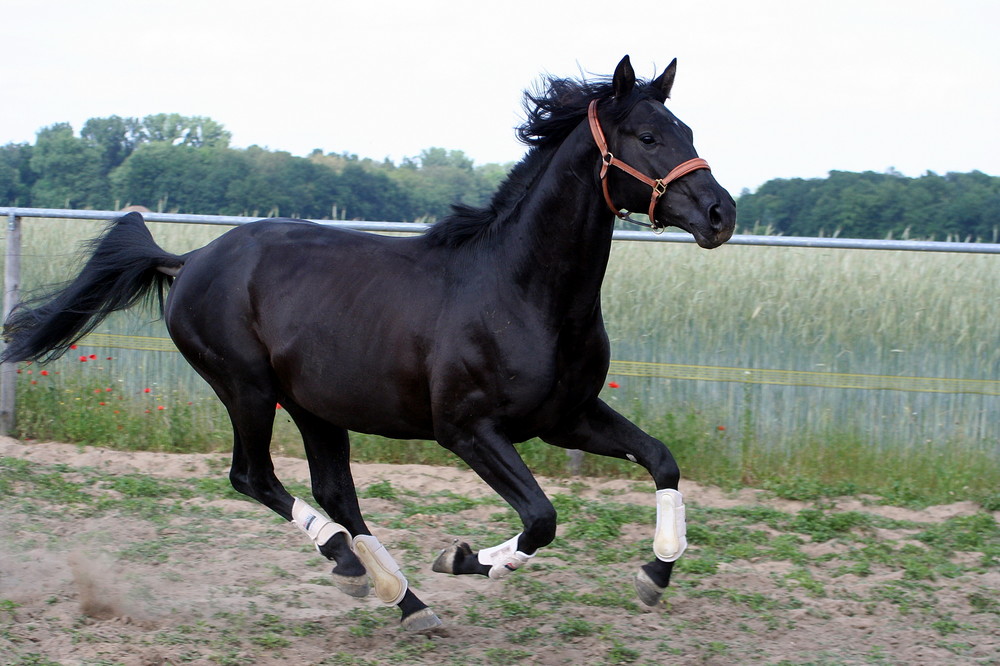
[1,438,998,665]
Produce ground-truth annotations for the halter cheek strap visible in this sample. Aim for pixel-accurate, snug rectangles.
[587,99,710,230]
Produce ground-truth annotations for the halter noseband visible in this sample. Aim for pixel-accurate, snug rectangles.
[587,99,710,231]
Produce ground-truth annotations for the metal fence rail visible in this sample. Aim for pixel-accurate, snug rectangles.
[2,206,998,434]
[5,206,1000,253]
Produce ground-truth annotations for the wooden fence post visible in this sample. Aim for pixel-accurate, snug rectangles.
[0,212,21,435]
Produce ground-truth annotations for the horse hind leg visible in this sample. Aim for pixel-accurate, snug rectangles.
[205,380,370,603]
[283,403,442,632]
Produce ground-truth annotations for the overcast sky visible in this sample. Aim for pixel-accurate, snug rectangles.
[3,0,998,194]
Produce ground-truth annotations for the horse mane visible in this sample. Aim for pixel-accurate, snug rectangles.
[424,73,660,248]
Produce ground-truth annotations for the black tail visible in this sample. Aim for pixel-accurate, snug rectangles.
[1,212,186,363]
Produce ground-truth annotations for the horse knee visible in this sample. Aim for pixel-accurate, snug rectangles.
[646,445,680,489]
[525,506,557,549]
[660,458,681,489]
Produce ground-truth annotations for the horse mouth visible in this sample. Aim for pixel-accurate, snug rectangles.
[692,226,733,249]
[660,220,733,249]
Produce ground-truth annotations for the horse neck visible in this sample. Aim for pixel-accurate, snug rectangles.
[500,123,614,321]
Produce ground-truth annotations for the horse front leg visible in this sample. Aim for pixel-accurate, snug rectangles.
[542,398,687,606]
[431,422,556,580]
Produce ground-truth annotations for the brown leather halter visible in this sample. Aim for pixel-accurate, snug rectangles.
[587,99,710,230]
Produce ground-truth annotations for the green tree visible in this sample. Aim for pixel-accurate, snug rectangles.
[81,115,143,176]
[333,163,412,220]
[0,143,34,205]
[138,114,231,148]
[390,147,503,219]
[736,170,1000,241]
[226,146,339,218]
[29,123,107,208]
[110,142,248,213]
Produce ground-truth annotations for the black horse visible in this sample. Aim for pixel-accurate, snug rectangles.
[2,56,735,630]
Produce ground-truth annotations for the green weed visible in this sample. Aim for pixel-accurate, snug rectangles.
[249,632,290,649]
[360,479,398,500]
[606,640,641,663]
[483,647,534,665]
[556,617,599,637]
[916,513,1000,562]
[791,508,872,542]
[345,608,393,638]
[6,655,64,666]
[967,592,999,615]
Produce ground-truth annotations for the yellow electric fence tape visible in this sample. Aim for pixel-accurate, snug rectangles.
[608,360,1000,396]
[81,333,180,353]
[79,334,1000,396]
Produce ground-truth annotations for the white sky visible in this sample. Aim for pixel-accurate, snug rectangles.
[3,0,998,194]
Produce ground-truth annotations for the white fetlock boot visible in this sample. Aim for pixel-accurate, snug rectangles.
[477,533,535,579]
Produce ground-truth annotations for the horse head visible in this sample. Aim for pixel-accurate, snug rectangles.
[592,55,736,248]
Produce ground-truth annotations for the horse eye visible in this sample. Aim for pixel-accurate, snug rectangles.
[639,134,656,145]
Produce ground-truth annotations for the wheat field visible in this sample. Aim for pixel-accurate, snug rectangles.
[4,216,998,499]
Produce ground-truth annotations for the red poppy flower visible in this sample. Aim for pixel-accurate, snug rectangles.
[70,345,77,350]
[88,354,97,360]
[607,381,620,389]
[717,425,726,431]
[157,405,165,410]
[79,356,87,362]
[40,370,49,376]
[143,388,151,393]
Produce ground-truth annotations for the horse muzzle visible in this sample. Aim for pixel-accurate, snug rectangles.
[668,191,736,249]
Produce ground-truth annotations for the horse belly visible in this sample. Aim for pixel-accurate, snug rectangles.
[262,283,440,439]
[276,342,437,440]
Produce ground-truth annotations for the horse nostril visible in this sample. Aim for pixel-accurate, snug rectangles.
[708,203,725,231]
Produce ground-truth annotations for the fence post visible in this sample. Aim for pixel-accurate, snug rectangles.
[0,212,21,435]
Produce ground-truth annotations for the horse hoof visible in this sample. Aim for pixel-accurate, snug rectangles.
[634,569,666,607]
[431,541,472,574]
[401,607,443,633]
[331,572,370,598]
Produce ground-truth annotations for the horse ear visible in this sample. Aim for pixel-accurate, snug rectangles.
[613,55,636,99]
[651,58,677,101]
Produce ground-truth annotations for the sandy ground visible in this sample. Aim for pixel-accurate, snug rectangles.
[1,437,997,665]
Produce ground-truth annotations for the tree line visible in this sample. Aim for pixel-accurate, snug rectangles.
[0,114,507,221]
[3,114,999,240]
[735,169,1000,241]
